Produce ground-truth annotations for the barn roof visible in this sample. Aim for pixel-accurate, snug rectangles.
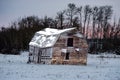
[29,28,83,48]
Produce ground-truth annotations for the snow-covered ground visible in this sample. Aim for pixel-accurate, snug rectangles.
[0,52,120,80]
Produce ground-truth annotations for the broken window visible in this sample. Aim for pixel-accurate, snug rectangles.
[65,52,70,60]
[67,38,73,47]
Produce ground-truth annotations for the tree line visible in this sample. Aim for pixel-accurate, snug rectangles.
[0,3,120,54]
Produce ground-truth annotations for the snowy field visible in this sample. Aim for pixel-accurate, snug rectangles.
[0,52,120,80]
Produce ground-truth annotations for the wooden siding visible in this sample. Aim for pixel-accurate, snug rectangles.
[51,35,88,65]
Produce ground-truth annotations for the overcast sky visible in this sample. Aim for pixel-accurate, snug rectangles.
[0,0,120,27]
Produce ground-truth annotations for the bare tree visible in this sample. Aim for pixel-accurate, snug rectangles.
[65,3,77,27]
[41,16,54,28]
[103,6,113,38]
[97,6,104,39]
[76,6,82,31]
[83,5,90,36]
[73,17,79,28]
[92,6,98,39]
[114,18,120,38]
[86,6,92,39]
[56,10,65,29]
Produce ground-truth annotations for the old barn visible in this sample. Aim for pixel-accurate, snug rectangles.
[28,28,88,65]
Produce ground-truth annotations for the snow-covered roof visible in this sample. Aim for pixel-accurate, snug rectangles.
[29,28,83,48]
[36,28,75,35]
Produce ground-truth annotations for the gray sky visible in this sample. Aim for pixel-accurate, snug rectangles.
[0,0,120,27]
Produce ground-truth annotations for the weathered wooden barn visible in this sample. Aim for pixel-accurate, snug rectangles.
[28,28,88,65]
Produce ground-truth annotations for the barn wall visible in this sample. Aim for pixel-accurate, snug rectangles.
[39,48,53,64]
[51,35,88,65]
[29,46,52,64]
[29,46,36,62]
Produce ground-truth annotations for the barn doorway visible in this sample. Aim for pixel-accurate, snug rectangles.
[67,38,73,47]
[65,52,70,60]
[37,50,42,63]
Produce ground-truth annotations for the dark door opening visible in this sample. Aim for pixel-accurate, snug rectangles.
[38,50,42,63]
[67,38,73,47]
[65,52,70,60]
